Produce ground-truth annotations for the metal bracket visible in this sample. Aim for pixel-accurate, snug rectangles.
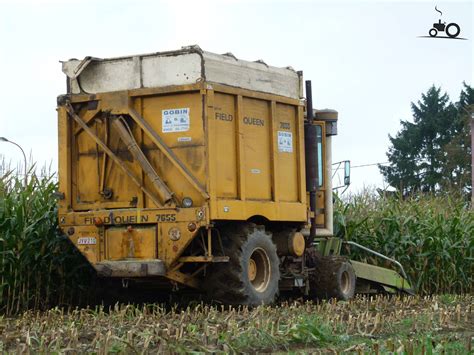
[64,103,163,207]
[111,116,175,205]
[343,240,409,280]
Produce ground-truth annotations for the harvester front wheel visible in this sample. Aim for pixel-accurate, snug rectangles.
[206,223,280,306]
[309,257,356,301]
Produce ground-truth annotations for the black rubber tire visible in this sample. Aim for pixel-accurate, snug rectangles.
[429,28,437,37]
[446,23,460,38]
[205,223,280,306]
[309,256,356,301]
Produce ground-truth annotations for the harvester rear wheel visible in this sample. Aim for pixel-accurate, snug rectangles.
[309,256,356,301]
[205,223,280,306]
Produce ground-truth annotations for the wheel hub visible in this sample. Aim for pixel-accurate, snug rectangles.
[341,270,350,294]
[248,259,257,281]
[248,247,271,293]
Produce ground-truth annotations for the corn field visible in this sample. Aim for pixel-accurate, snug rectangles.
[0,170,93,315]
[1,168,473,316]
[1,171,473,352]
[0,295,472,353]
[334,191,474,295]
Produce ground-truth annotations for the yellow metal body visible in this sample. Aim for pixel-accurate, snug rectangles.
[58,82,327,287]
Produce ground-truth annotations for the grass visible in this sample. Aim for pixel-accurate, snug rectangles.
[0,295,472,353]
[334,190,474,295]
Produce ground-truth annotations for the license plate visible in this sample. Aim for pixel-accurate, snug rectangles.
[77,237,97,245]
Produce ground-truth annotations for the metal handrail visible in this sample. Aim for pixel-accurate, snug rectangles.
[343,240,409,280]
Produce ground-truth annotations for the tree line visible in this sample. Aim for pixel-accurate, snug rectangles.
[380,83,473,196]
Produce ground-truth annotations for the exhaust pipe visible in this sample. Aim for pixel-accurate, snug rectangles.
[304,80,318,240]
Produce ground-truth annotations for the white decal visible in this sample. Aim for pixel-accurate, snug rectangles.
[162,108,190,133]
[278,131,293,153]
[77,237,97,245]
[251,168,261,174]
[177,136,192,142]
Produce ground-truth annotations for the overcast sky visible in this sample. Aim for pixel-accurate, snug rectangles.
[0,0,472,193]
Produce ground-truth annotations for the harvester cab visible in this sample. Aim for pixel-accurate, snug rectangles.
[57,46,412,305]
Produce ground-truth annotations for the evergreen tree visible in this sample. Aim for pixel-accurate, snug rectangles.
[438,83,473,193]
[380,84,472,195]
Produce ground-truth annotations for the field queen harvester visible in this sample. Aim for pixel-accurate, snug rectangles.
[57,45,412,305]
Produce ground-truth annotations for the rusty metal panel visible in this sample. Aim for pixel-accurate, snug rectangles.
[208,86,307,221]
[242,97,272,200]
[57,106,71,211]
[67,91,207,210]
[213,92,238,199]
[71,110,144,210]
[105,225,156,261]
[141,92,207,208]
[275,103,299,202]
[61,85,307,221]
[95,260,166,277]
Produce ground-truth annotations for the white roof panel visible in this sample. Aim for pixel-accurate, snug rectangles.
[62,45,303,99]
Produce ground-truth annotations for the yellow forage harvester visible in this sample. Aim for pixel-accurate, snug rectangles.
[57,45,412,305]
